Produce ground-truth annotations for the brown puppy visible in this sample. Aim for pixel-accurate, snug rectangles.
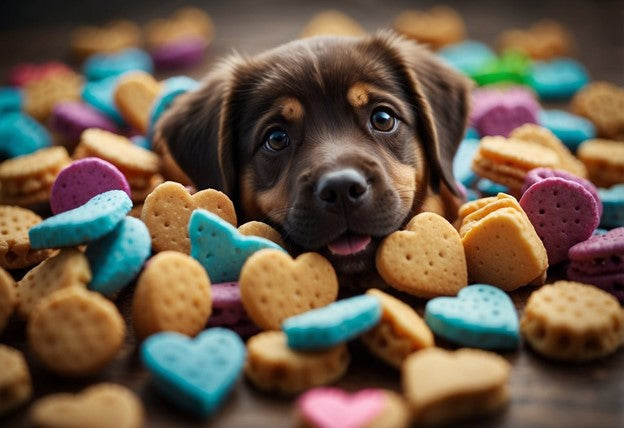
[156,31,470,275]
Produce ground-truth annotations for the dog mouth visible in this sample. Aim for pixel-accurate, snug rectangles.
[319,231,380,275]
[327,232,372,256]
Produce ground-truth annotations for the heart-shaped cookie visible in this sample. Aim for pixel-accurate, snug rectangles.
[376,212,467,298]
[425,284,520,350]
[240,249,338,330]
[30,383,144,428]
[141,328,245,417]
[83,48,153,81]
[113,71,161,134]
[297,388,385,428]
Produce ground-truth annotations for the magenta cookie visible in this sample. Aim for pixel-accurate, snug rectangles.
[471,87,539,137]
[297,388,386,428]
[7,61,72,87]
[206,282,260,337]
[519,177,600,265]
[51,101,118,142]
[50,157,131,214]
[151,37,206,70]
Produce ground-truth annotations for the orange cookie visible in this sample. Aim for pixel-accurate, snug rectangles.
[237,221,285,248]
[376,212,467,298]
[239,249,338,331]
[141,181,236,254]
[23,71,83,122]
[394,6,465,49]
[113,71,161,134]
[71,20,142,58]
[300,10,365,38]
[572,82,624,141]
[0,267,16,333]
[0,206,51,270]
[498,19,572,60]
[0,345,32,415]
[577,139,624,188]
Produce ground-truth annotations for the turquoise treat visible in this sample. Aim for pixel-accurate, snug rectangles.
[148,76,199,138]
[528,58,588,100]
[466,187,480,201]
[131,135,151,150]
[283,294,381,351]
[0,112,51,159]
[539,109,596,151]
[464,127,480,140]
[189,209,285,283]
[477,178,509,196]
[438,40,496,76]
[0,87,22,112]
[453,138,480,187]
[425,284,519,350]
[29,190,132,249]
[141,328,246,417]
[83,48,153,81]
[599,184,624,229]
[82,75,125,125]
[86,216,151,297]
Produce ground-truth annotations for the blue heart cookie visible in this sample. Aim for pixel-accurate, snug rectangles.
[539,109,596,151]
[283,294,381,351]
[189,209,285,283]
[424,284,519,350]
[438,40,496,76]
[141,328,246,417]
[29,190,132,249]
[82,75,125,125]
[528,58,589,100]
[83,48,154,81]
[0,87,22,112]
[453,138,480,187]
[599,184,624,229]
[147,75,199,139]
[0,112,51,159]
[86,216,151,297]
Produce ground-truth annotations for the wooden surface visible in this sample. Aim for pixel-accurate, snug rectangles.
[1,1,623,427]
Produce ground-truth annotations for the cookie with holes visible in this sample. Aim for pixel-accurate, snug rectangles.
[0,206,51,270]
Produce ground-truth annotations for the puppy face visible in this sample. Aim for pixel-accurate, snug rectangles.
[156,32,470,275]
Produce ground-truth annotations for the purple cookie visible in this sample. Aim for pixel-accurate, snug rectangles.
[207,282,260,337]
[51,101,118,142]
[50,157,131,214]
[519,177,600,265]
[470,87,539,137]
[151,37,206,70]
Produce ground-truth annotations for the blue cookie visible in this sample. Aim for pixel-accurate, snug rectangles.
[82,75,125,125]
[141,328,246,417]
[453,138,480,186]
[539,109,596,151]
[83,48,154,81]
[283,294,381,350]
[148,76,199,139]
[464,127,480,140]
[527,58,589,100]
[438,40,496,76]
[86,216,151,297]
[477,178,509,196]
[190,209,285,283]
[425,284,519,350]
[0,87,22,112]
[599,184,624,229]
[29,190,132,249]
[0,112,51,159]
[131,135,151,150]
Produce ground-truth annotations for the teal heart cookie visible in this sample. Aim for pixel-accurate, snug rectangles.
[141,328,246,417]
[424,284,519,350]
[189,209,285,283]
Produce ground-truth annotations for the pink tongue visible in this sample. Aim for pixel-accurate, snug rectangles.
[327,234,372,256]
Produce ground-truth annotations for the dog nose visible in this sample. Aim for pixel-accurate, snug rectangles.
[316,169,369,208]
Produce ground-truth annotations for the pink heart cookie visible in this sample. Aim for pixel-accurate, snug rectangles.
[297,388,386,428]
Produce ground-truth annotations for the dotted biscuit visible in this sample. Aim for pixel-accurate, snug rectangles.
[239,249,338,331]
[572,82,624,141]
[361,288,434,369]
[23,72,83,122]
[132,251,212,340]
[0,345,32,414]
[237,221,285,248]
[28,287,125,376]
[394,6,466,49]
[0,206,51,270]
[521,281,624,362]
[71,20,141,58]
[300,10,365,38]
[245,331,350,394]
[577,139,624,188]
[0,267,16,333]
[498,19,572,60]
[113,71,161,134]
[16,248,91,319]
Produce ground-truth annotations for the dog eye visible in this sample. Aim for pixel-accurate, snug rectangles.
[263,129,290,152]
[370,109,397,132]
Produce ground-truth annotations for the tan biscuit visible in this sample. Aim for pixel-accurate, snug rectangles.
[28,287,125,376]
[571,82,624,141]
[144,8,213,48]
[239,250,338,330]
[128,173,164,204]
[0,345,32,414]
[16,248,91,319]
[0,206,51,270]
[374,391,412,428]
[402,348,511,427]
[498,19,572,60]
[0,267,16,333]
[173,7,215,39]
[361,289,434,369]
[521,281,624,362]
[376,212,467,298]
[114,72,161,134]
[577,139,624,188]
[133,251,211,340]
[30,382,144,428]
[245,331,350,394]
[457,193,516,226]
[71,20,141,58]
[459,194,525,236]
[300,10,365,38]
[23,72,83,122]
[237,221,285,248]
[394,6,466,49]
[141,181,236,254]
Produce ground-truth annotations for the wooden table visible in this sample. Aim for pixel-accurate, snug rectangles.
[1,1,623,427]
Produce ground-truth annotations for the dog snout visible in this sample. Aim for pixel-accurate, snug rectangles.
[315,168,369,210]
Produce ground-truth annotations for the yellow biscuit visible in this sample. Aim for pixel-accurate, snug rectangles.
[459,194,525,236]
[237,221,285,248]
[300,10,365,38]
[572,82,624,141]
[577,139,624,188]
[0,345,32,415]
[128,173,164,204]
[0,206,51,270]
[498,19,572,60]
[245,331,350,394]
[114,72,162,134]
[0,267,16,334]
[376,212,467,297]
[23,72,83,122]
[394,6,466,49]
[521,281,624,362]
[71,20,142,58]
[28,287,125,376]
[457,193,515,224]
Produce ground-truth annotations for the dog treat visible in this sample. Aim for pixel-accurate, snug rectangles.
[0,146,71,207]
[522,168,601,213]
[527,58,589,100]
[23,71,83,122]
[71,19,141,59]
[240,249,338,330]
[28,287,125,376]
[470,51,532,86]
[360,288,434,369]
[498,19,572,60]
[113,71,162,134]
[30,383,144,428]
[402,348,511,427]
[0,345,32,414]
[300,10,365,38]
[453,138,480,187]
[29,190,132,249]
[577,139,624,188]
[148,76,199,137]
[82,75,126,125]
[394,6,466,49]
[144,8,213,60]
[83,48,154,81]
[521,281,624,361]
[438,40,496,76]
[538,109,596,151]
[571,82,624,141]
[133,251,212,339]
[0,86,22,112]
[206,282,260,337]
[245,331,350,394]
[141,328,245,417]
[237,221,285,248]
[425,284,520,350]
[599,185,624,229]
[283,294,381,351]
[16,248,91,319]
[150,35,207,70]
[470,87,540,138]
[86,216,151,297]
[51,101,118,147]
[0,112,51,159]
[0,206,50,270]
[376,212,467,298]
[142,181,236,254]
[296,387,410,428]
[0,267,16,333]
[7,61,73,87]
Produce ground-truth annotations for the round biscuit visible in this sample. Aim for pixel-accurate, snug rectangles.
[0,206,51,270]
[0,345,32,414]
[23,72,83,121]
[0,146,70,180]
[237,221,285,248]
[0,267,16,333]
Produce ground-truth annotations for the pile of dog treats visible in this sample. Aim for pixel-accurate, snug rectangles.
[1,5,623,428]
